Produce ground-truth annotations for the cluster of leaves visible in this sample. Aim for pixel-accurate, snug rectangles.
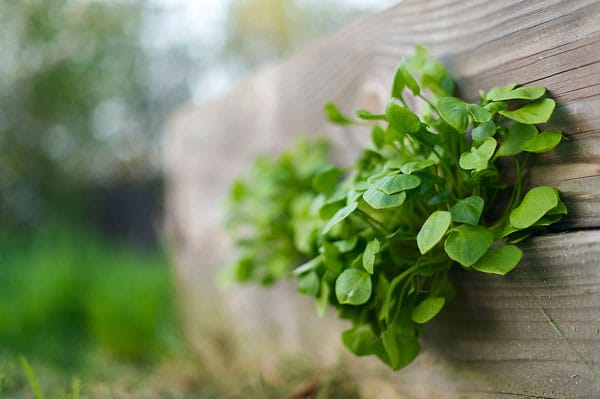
[227,138,334,285]
[227,46,566,370]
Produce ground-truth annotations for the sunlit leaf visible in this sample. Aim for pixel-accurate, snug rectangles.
[499,98,555,124]
[363,187,406,209]
[437,97,469,133]
[510,186,559,229]
[472,245,523,275]
[417,211,451,254]
[521,130,563,153]
[459,138,497,171]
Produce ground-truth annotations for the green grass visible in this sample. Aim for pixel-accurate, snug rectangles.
[0,223,363,398]
[0,223,181,367]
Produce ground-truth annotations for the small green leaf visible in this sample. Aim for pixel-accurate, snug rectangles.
[335,269,372,305]
[297,271,320,296]
[499,98,556,124]
[363,187,407,209]
[450,196,484,225]
[444,225,494,267]
[292,256,322,276]
[382,328,420,370]
[496,123,538,157]
[386,102,421,134]
[333,236,358,253]
[488,86,545,101]
[471,120,496,144]
[421,60,454,97]
[547,199,568,216]
[509,186,559,229]
[411,296,446,323]
[484,83,517,102]
[322,201,358,234]
[466,104,492,122]
[459,137,497,171]
[521,130,563,153]
[417,210,451,254]
[484,101,508,114]
[392,63,420,97]
[312,166,342,195]
[324,102,354,125]
[356,109,387,121]
[341,325,381,356]
[437,97,469,133]
[316,278,330,317]
[374,174,421,194]
[322,241,342,274]
[472,245,523,275]
[319,197,345,220]
[400,160,435,174]
[363,238,381,274]
[371,125,385,148]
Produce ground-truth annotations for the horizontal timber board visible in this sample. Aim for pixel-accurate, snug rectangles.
[164,0,600,397]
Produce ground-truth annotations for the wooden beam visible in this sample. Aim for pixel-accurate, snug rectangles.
[164,0,600,396]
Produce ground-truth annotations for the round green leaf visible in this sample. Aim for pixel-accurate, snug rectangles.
[472,245,523,275]
[417,210,451,254]
[363,187,406,209]
[363,238,380,274]
[509,186,559,229]
[411,296,446,324]
[335,269,372,305]
[444,225,494,267]
[499,98,556,124]
[322,201,357,234]
[386,102,421,134]
[521,130,562,153]
[374,174,421,194]
[450,196,484,225]
[437,97,469,133]
[496,123,538,157]
[459,137,497,171]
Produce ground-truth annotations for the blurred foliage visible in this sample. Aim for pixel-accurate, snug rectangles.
[225,0,370,67]
[0,0,189,226]
[0,223,181,366]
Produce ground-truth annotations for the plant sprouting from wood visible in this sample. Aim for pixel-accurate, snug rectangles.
[226,46,567,370]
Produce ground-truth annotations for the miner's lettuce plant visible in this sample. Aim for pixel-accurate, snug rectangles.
[226,46,566,370]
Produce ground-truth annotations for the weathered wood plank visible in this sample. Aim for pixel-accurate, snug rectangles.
[165,0,600,397]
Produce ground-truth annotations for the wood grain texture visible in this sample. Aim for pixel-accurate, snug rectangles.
[165,0,600,397]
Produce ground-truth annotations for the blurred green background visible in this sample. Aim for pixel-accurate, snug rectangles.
[0,0,389,395]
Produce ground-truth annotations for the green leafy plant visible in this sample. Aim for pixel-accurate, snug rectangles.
[227,46,566,369]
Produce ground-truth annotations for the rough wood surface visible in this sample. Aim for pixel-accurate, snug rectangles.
[165,0,600,397]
